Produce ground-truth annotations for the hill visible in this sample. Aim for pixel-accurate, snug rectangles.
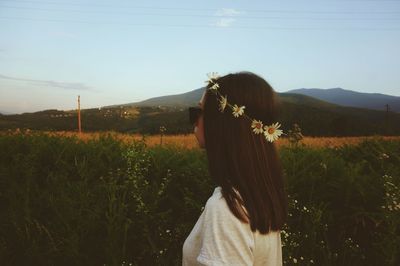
[114,87,339,109]
[105,88,204,108]
[1,88,400,136]
[287,88,400,112]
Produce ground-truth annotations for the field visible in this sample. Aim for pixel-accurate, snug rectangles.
[4,130,400,148]
[0,131,399,265]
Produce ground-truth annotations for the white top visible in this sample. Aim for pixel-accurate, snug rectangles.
[182,186,282,266]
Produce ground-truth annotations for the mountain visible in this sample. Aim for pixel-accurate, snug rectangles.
[0,110,13,115]
[105,88,205,108]
[96,88,400,136]
[286,88,400,112]
[1,87,400,136]
[110,87,340,109]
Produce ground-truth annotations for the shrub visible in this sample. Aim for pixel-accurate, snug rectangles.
[0,133,399,265]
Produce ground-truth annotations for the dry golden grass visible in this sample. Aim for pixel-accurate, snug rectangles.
[282,136,400,148]
[52,131,200,148]
[5,130,399,149]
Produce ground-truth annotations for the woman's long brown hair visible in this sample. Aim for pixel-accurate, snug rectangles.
[203,71,288,234]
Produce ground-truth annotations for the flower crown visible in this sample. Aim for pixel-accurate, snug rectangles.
[205,72,283,143]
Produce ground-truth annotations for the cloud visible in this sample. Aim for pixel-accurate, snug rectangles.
[0,73,92,91]
[213,8,242,28]
[215,8,242,17]
[215,18,236,28]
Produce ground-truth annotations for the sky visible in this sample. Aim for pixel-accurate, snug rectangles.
[0,0,400,114]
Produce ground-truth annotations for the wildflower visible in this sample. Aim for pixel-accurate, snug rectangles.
[263,122,283,142]
[218,95,228,112]
[251,120,264,134]
[232,104,245,118]
[206,72,220,83]
[293,258,298,263]
[381,153,389,159]
[210,83,220,90]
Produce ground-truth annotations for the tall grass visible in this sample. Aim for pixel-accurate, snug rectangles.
[0,132,399,265]
[4,129,400,149]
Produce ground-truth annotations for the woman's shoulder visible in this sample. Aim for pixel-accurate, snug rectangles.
[202,187,226,213]
[204,186,224,208]
[204,186,248,222]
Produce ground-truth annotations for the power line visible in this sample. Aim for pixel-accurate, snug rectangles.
[2,0,400,14]
[1,16,399,31]
[1,5,400,21]
[0,0,218,12]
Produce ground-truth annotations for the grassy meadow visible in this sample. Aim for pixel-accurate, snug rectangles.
[0,131,399,265]
[4,129,400,149]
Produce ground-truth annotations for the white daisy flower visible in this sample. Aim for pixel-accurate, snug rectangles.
[205,72,220,83]
[232,104,245,118]
[218,95,228,112]
[263,122,283,142]
[251,119,264,134]
[210,83,219,91]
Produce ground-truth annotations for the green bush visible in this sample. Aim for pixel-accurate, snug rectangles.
[0,133,399,265]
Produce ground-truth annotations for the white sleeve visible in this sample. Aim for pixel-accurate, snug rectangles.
[196,196,254,266]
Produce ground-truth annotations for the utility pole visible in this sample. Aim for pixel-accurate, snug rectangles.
[385,104,391,122]
[78,95,82,134]
[384,104,390,136]
[385,104,390,113]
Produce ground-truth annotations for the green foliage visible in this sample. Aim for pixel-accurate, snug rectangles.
[0,106,194,135]
[2,99,400,136]
[0,133,399,265]
[287,123,304,147]
[279,137,400,265]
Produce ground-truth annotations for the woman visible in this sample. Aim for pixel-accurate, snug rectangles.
[182,72,288,265]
